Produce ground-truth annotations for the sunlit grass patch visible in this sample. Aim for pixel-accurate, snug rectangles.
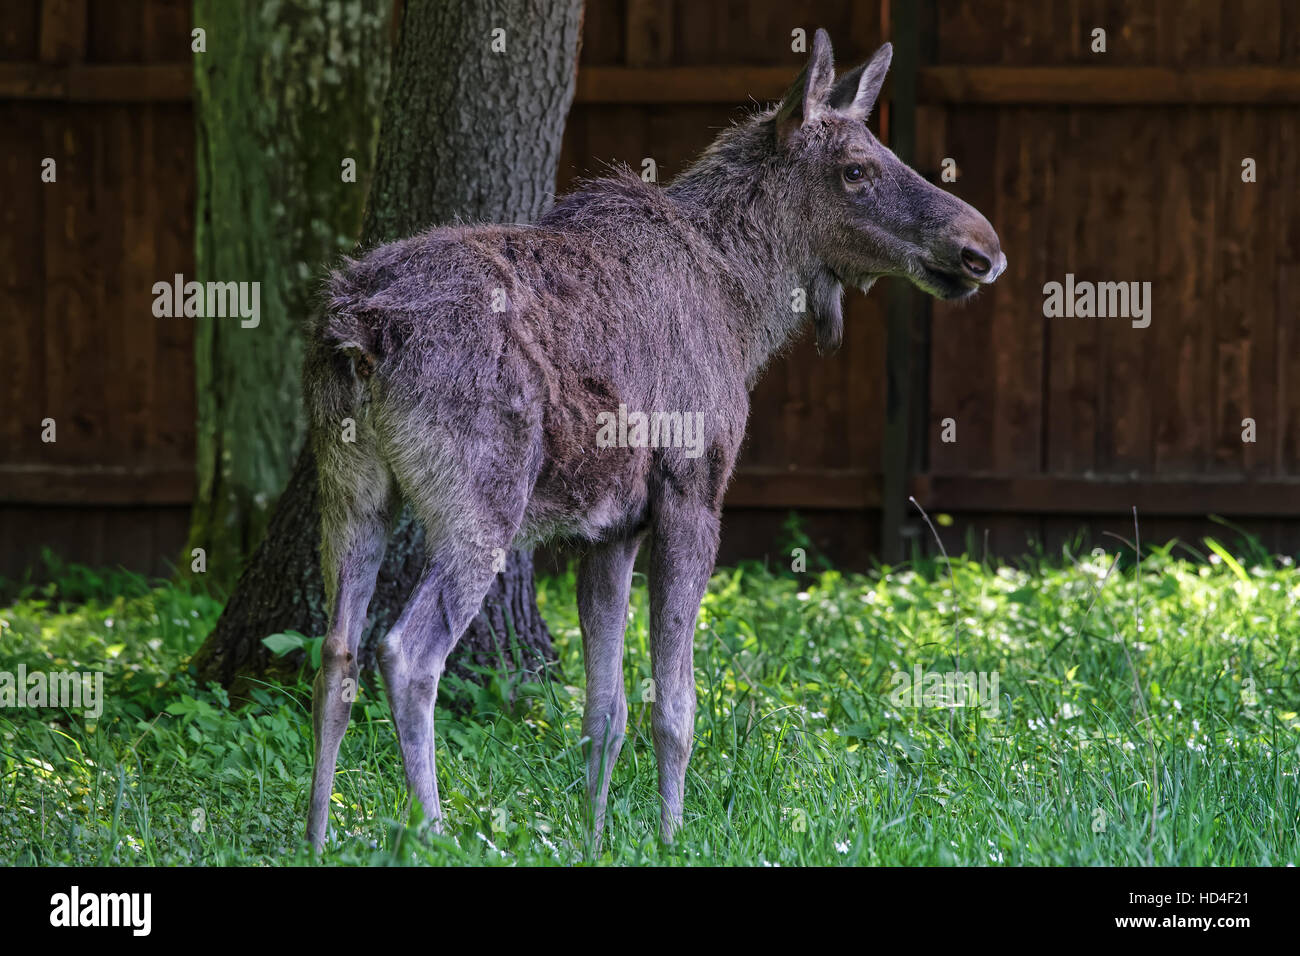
[1,535,1297,865]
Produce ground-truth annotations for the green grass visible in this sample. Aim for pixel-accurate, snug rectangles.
[1,534,1298,866]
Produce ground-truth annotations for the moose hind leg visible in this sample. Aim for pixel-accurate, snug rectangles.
[378,450,537,831]
[648,493,719,843]
[376,559,469,828]
[578,533,643,849]
[307,449,393,850]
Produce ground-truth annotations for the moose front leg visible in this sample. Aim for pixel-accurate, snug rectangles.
[648,494,720,843]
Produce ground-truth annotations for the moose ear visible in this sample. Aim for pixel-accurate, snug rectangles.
[829,42,892,122]
[775,28,836,146]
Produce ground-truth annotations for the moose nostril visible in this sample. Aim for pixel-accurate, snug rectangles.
[960,247,992,278]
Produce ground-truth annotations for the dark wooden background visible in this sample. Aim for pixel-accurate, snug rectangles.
[2,0,1299,579]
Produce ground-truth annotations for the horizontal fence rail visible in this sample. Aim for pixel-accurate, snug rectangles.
[6,65,1300,105]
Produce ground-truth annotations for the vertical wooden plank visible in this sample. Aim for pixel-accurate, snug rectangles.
[155,0,192,469]
[39,0,87,62]
[1152,3,1211,479]
[0,103,46,465]
[1246,108,1278,476]
[0,0,40,59]
[1101,108,1158,474]
[94,105,132,467]
[1000,0,1042,65]
[1218,0,1281,65]
[1276,109,1300,472]
[1189,0,1226,67]
[1045,109,1099,476]
[575,0,623,65]
[1156,0,1184,66]
[103,507,154,573]
[87,0,145,62]
[153,506,192,576]
[905,0,939,483]
[1212,106,1257,475]
[672,0,713,67]
[35,0,92,473]
[929,108,997,476]
[114,103,158,461]
[154,103,197,466]
[625,0,672,67]
[146,0,192,61]
[744,272,796,471]
[847,295,886,477]
[912,103,944,481]
[1152,109,1215,476]
[935,0,1002,65]
[0,506,10,580]
[1007,0,1054,493]
[845,0,882,62]
[1282,0,1300,65]
[43,107,104,466]
[988,107,1046,476]
[881,0,919,561]
[556,102,585,192]
[1100,0,1159,66]
[798,326,843,474]
[780,335,813,478]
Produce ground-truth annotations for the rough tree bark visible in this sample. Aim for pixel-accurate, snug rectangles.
[189,0,390,584]
[192,0,585,690]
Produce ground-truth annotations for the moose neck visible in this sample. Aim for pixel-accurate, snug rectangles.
[665,120,828,388]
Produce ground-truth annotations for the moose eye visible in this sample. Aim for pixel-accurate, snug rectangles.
[843,164,865,183]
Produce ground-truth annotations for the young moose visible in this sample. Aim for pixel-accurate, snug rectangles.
[304,31,1004,849]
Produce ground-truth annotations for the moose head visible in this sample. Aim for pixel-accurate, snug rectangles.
[770,30,1006,347]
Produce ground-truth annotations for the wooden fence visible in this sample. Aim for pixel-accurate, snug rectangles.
[0,0,196,577]
[2,0,1299,577]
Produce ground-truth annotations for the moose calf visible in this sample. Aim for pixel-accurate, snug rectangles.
[304,30,1005,850]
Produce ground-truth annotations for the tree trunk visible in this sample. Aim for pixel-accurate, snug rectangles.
[189,0,390,586]
[192,0,585,690]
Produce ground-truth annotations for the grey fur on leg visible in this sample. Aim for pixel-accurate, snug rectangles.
[578,533,643,850]
[305,493,390,850]
[377,534,520,833]
[376,567,453,830]
[648,496,719,843]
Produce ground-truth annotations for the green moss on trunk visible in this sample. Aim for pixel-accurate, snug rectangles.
[190,0,389,585]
